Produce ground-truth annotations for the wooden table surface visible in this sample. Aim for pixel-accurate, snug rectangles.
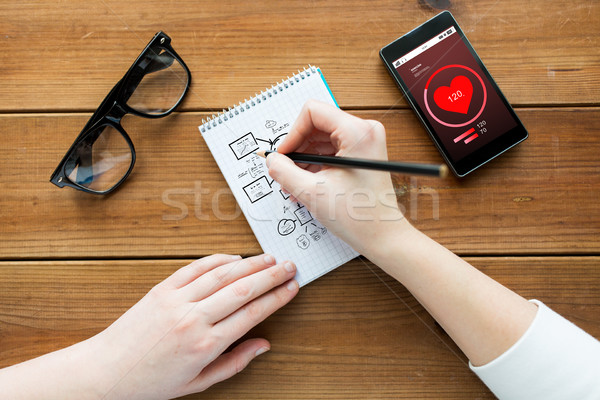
[1,1,599,398]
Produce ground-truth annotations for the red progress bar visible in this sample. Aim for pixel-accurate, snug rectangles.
[453,128,475,143]
[464,133,479,144]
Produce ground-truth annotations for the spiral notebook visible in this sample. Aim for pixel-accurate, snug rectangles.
[199,66,358,286]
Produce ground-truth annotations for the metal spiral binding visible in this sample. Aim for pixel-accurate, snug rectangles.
[200,65,316,133]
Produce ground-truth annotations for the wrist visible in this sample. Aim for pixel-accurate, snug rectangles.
[363,219,424,279]
[361,216,417,264]
[63,335,112,399]
[84,329,135,400]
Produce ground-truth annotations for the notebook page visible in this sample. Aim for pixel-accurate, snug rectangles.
[199,67,358,286]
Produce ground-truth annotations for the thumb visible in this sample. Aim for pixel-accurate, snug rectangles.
[186,339,270,393]
[267,152,319,205]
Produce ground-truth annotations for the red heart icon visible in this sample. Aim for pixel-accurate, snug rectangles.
[433,75,473,114]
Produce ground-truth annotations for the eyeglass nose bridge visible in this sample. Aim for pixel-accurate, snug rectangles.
[105,101,129,123]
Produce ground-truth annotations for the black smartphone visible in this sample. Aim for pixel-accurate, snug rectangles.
[380,11,528,177]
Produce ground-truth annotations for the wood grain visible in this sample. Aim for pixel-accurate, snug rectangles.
[0,257,598,399]
[0,109,598,259]
[0,0,598,112]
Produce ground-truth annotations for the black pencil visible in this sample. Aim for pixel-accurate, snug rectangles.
[255,150,448,178]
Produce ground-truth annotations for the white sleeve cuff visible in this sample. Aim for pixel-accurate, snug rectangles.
[469,300,600,400]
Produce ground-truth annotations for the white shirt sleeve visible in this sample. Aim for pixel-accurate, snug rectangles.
[469,300,600,400]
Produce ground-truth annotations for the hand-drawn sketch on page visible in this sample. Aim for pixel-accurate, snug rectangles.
[229,133,259,160]
[199,66,357,286]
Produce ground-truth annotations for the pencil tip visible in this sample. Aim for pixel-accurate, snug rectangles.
[439,164,449,178]
[255,150,266,158]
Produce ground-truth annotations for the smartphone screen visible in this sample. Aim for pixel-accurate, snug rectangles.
[381,12,527,176]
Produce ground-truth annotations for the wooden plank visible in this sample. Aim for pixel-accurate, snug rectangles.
[0,0,598,112]
[0,257,598,399]
[0,108,599,259]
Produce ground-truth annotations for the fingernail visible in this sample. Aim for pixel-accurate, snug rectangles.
[264,254,275,264]
[284,261,295,272]
[265,154,273,167]
[255,347,270,357]
[231,255,242,260]
[286,280,299,291]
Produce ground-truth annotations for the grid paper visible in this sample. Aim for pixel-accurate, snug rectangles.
[199,67,358,286]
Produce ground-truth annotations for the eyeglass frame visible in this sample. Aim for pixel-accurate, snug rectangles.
[50,31,191,195]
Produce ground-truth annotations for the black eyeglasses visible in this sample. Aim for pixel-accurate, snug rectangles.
[50,31,191,194]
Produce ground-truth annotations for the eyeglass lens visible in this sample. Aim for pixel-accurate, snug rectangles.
[65,125,133,192]
[125,49,189,115]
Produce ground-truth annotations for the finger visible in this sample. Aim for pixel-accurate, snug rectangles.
[182,254,277,302]
[184,338,270,394]
[295,138,337,156]
[277,100,340,153]
[306,164,324,174]
[215,279,299,342]
[277,99,360,153]
[201,261,297,324]
[267,152,319,205]
[335,119,389,160]
[311,141,337,155]
[163,254,241,289]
